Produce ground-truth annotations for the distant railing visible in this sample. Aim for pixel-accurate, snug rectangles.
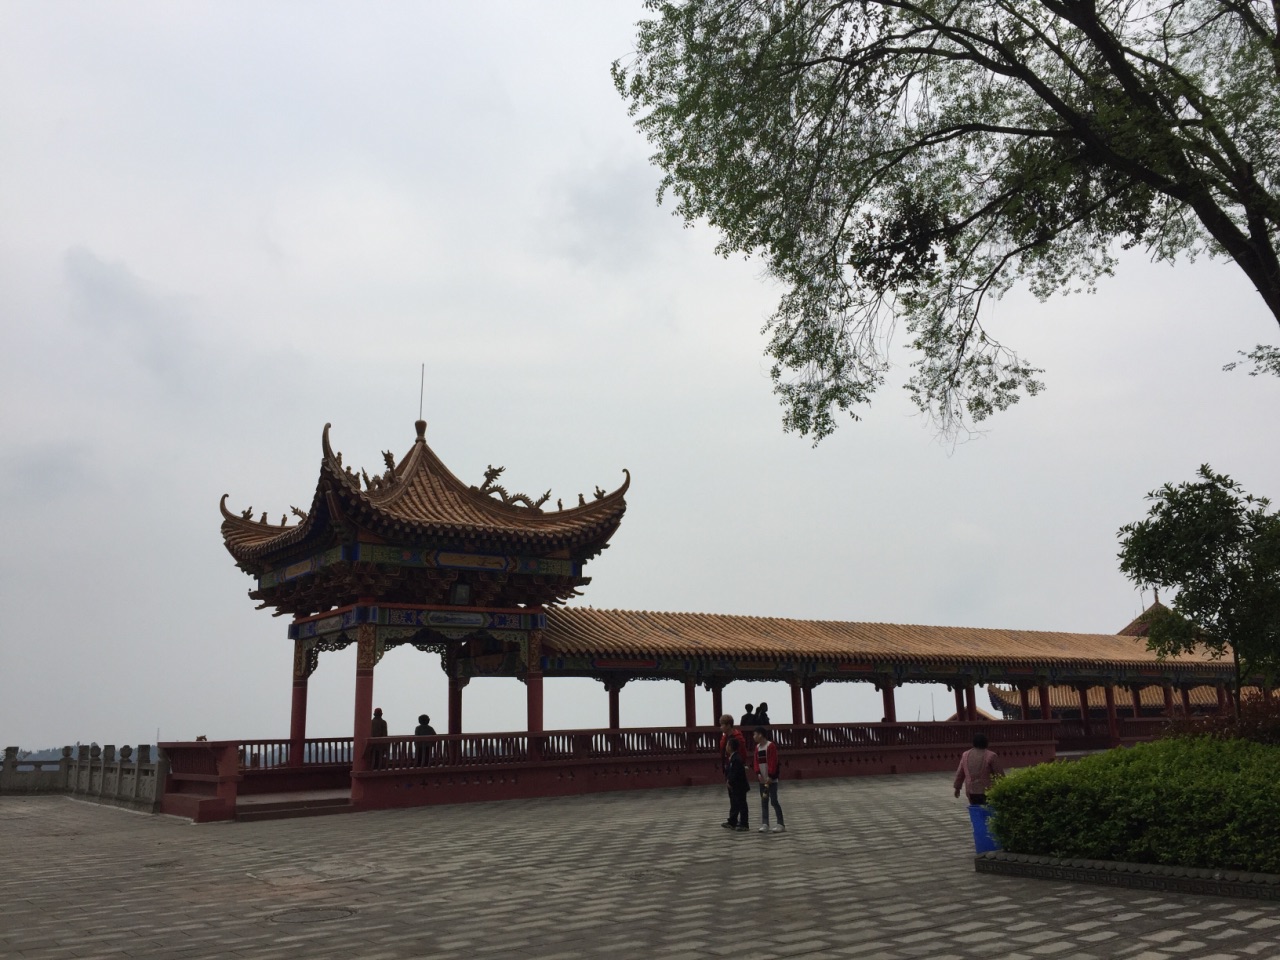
[234,738,353,769]
[356,721,1058,772]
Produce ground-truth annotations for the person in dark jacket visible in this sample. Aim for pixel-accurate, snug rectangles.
[369,708,389,769]
[740,704,757,727]
[722,738,750,831]
[414,713,436,766]
[754,702,771,730]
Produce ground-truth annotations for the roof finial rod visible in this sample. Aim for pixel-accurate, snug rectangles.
[419,362,425,421]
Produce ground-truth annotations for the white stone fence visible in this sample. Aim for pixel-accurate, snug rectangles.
[1,744,169,813]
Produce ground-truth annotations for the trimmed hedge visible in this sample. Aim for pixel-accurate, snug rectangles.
[987,737,1280,874]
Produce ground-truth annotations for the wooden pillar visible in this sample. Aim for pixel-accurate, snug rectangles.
[954,686,965,721]
[1104,685,1119,745]
[1180,686,1192,717]
[880,681,897,724]
[1163,684,1175,717]
[1018,686,1031,721]
[1038,683,1052,721]
[447,676,466,735]
[608,682,622,731]
[526,629,544,735]
[1216,684,1228,714]
[351,624,377,774]
[711,682,724,723]
[1077,686,1092,736]
[965,684,978,722]
[683,679,696,728]
[1263,685,1273,704]
[803,683,815,725]
[289,638,310,768]
[790,679,803,725]
[1130,685,1143,719]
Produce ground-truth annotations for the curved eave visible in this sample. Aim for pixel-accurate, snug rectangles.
[219,483,331,569]
[323,422,629,556]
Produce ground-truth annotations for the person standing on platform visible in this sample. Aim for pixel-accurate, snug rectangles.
[755,702,771,731]
[752,727,785,833]
[740,703,757,727]
[414,713,436,766]
[723,738,750,831]
[953,733,1003,805]
[369,707,389,769]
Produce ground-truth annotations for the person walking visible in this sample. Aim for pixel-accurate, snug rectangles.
[718,714,746,778]
[953,733,1003,805]
[752,727,785,833]
[723,738,751,832]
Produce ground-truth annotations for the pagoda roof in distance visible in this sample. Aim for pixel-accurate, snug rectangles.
[543,607,1223,671]
[222,420,629,567]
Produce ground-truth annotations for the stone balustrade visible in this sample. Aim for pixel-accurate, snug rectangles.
[1,744,169,813]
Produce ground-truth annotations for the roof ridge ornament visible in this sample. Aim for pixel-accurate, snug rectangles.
[471,464,552,512]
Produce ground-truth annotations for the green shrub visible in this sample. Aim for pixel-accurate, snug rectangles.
[987,737,1280,873]
[1164,696,1280,745]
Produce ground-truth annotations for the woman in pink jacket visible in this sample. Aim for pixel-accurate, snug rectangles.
[953,733,1003,805]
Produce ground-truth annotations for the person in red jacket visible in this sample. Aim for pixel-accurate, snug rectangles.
[718,714,746,777]
[752,727,785,833]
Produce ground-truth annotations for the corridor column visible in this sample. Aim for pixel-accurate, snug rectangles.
[1163,684,1175,717]
[288,638,311,768]
[710,681,724,723]
[1104,685,1119,745]
[1018,686,1031,722]
[1077,686,1092,737]
[1180,686,1192,717]
[803,682,816,726]
[447,676,467,736]
[954,687,965,721]
[790,679,803,725]
[1038,683,1052,721]
[608,680,627,731]
[682,679,696,728]
[965,683,978,722]
[1130,685,1142,719]
[880,681,897,724]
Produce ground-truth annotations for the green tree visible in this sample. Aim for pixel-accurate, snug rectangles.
[1118,465,1280,706]
[615,1,1280,440]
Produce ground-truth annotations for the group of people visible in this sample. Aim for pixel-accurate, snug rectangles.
[368,708,438,767]
[719,704,786,834]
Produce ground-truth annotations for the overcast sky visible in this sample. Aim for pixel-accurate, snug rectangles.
[2,3,1277,750]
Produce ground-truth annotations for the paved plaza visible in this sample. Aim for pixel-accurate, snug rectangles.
[3,773,1280,960]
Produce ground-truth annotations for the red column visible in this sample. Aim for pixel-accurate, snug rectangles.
[1130,685,1142,719]
[1263,685,1273,704]
[954,687,965,721]
[609,683,622,731]
[1077,687,1092,736]
[1104,685,1119,745]
[1216,684,1227,714]
[1038,683,1052,721]
[803,683,815,725]
[289,679,308,767]
[1018,686,1031,721]
[965,684,978,722]
[448,676,465,735]
[881,682,897,723]
[683,679,696,728]
[711,682,724,724]
[526,673,544,734]
[1180,686,1192,717]
[790,679,803,725]
[351,628,376,775]
[1163,684,1175,717]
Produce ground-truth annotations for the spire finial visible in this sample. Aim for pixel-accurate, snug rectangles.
[1153,587,1160,606]
[415,419,427,441]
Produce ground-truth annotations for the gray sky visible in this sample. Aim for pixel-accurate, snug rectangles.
[2,3,1277,750]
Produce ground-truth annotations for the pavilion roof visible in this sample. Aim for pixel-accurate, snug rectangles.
[988,684,1224,710]
[543,607,1220,671]
[222,421,629,570]
[1117,599,1171,637]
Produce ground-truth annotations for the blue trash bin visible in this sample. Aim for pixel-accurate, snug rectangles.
[968,804,1000,854]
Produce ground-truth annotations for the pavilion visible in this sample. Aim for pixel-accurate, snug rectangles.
[172,418,1245,818]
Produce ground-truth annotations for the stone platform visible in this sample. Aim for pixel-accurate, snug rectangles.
[3,773,1279,960]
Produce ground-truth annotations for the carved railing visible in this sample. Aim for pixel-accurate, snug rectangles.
[235,738,353,769]
[1,744,166,812]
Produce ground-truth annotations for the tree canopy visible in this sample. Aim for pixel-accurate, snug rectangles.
[1118,465,1280,697]
[615,1,1280,439]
